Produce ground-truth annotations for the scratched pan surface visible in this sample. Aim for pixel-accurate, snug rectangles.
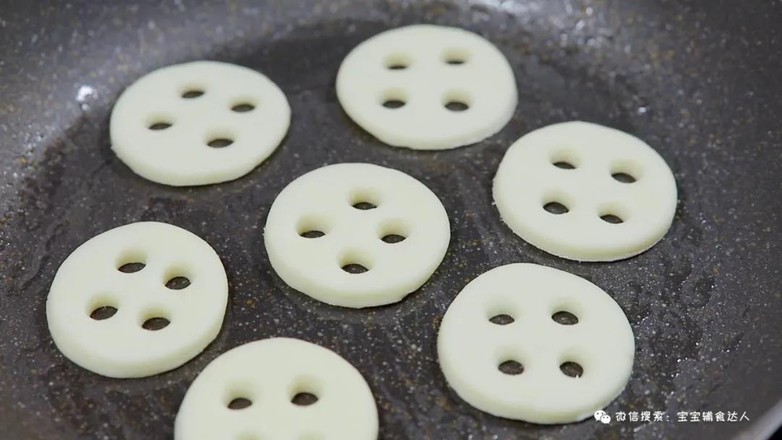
[0,0,780,439]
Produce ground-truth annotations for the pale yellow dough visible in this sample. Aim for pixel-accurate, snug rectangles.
[110,61,290,186]
[493,121,677,261]
[337,25,517,150]
[438,263,635,424]
[175,338,378,440]
[46,222,228,378]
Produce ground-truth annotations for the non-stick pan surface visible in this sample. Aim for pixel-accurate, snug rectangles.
[0,1,780,439]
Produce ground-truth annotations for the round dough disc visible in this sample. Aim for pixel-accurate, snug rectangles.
[110,61,290,186]
[493,121,677,261]
[336,25,517,150]
[437,263,635,424]
[46,222,228,378]
[175,338,379,440]
[264,163,450,308]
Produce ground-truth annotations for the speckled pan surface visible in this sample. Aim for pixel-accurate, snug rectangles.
[0,1,780,439]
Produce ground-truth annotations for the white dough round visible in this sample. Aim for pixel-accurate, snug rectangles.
[264,163,450,308]
[175,338,378,440]
[336,25,517,150]
[493,121,677,261]
[437,263,634,424]
[46,222,228,378]
[110,61,290,186]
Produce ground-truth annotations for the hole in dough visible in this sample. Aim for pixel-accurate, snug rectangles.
[349,189,380,210]
[90,305,117,320]
[611,172,636,183]
[148,121,172,130]
[116,249,147,273]
[352,202,377,210]
[600,214,624,224]
[380,88,407,109]
[207,138,234,148]
[552,161,575,170]
[165,276,191,290]
[118,262,145,273]
[443,90,471,112]
[181,89,204,99]
[142,316,170,331]
[549,150,580,169]
[381,234,406,243]
[231,103,255,113]
[342,263,369,274]
[339,250,372,274]
[489,314,514,325]
[227,397,252,410]
[543,201,569,215]
[552,310,579,325]
[560,361,584,378]
[382,99,405,109]
[384,53,412,70]
[445,101,469,112]
[300,230,325,239]
[289,375,322,407]
[291,392,319,406]
[610,159,644,182]
[498,360,524,375]
[378,218,409,243]
[297,215,329,238]
[443,48,470,65]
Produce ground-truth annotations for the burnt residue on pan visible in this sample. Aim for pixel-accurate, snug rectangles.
[0,1,780,439]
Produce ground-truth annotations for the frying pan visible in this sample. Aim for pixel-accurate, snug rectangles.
[0,0,780,439]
